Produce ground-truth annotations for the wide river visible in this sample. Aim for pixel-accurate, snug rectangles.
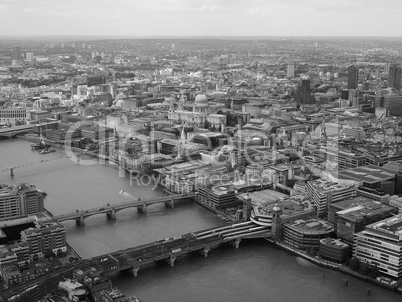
[0,139,400,302]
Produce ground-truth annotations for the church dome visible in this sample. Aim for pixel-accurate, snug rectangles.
[272,204,281,212]
[194,94,208,105]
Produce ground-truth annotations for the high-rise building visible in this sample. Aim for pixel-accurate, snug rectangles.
[25,52,34,62]
[385,62,391,74]
[347,65,359,89]
[297,79,313,104]
[287,63,295,78]
[388,64,402,92]
[12,46,21,61]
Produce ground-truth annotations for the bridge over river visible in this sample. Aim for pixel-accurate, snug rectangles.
[0,124,33,138]
[84,220,272,276]
[3,221,272,302]
[53,193,196,225]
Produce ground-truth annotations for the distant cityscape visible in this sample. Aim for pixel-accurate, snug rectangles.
[0,36,402,301]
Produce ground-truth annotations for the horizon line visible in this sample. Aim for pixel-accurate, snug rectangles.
[1,35,402,39]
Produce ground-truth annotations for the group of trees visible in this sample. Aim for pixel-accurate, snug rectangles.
[347,257,380,279]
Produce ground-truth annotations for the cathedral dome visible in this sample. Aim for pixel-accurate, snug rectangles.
[194,94,208,105]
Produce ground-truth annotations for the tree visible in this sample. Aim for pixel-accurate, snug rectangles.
[368,265,380,279]
[343,258,350,267]
[44,249,56,259]
[358,262,370,276]
[306,247,316,256]
[349,257,361,272]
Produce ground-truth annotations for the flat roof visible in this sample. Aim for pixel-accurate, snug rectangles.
[332,196,396,222]
[339,165,395,184]
[367,215,402,237]
[245,189,287,205]
[320,237,349,248]
[287,218,334,233]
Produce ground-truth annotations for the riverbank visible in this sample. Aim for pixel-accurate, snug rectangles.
[266,238,402,295]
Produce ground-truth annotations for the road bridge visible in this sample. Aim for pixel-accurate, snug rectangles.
[0,124,33,138]
[53,193,196,225]
[87,220,272,276]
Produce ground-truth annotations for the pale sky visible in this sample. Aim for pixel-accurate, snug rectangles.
[0,0,401,37]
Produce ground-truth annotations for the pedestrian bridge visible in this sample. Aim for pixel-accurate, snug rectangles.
[84,221,272,276]
[53,194,196,225]
[0,124,33,138]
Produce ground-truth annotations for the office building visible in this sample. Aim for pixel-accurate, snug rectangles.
[347,65,359,89]
[0,108,28,125]
[287,63,295,78]
[283,218,334,250]
[0,184,44,220]
[25,52,34,62]
[305,179,356,218]
[354,215,402,279]
[20,221,67,260]
[197,185,236,210]
[388,64,402,92]
[319,238,350,263]
[328,196,398,245]
[12,46,21,61]
[385,63,391,74]
[297,79,313,104]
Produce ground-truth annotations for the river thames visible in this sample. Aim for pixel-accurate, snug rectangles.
[0,139,400,302]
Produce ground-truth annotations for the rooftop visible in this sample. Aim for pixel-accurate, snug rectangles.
[308,179,354,194]
[287,218,334,233]
[320,237,349,248]
[339,165,396,184]
[366,215,402,238]
[332,196,396,222]
[243,189,287,205]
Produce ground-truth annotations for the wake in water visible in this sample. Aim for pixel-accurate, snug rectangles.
[296,256,320,269]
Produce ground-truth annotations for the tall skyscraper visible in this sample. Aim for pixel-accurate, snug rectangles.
[296,79,313,104]
[12,46,21,61]
[347,65,359,89]
[287,63,295,78]
[384,62,391,74]
[388,64,402,92]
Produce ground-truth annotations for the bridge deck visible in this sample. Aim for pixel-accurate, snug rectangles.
[90,221,272,273]
[54,194,195,221]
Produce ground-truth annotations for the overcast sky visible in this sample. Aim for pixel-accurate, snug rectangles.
[1,0,401,37]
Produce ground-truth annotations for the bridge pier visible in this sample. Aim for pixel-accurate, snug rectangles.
[76,215,85,226]
[202,246,210,258]
[107,208,116,220]
[137,203,147,214]
[129,267,140,277]
[234,238,241,249]
[166,255,176,267]
[10,168,14,177]
[164,198,175,209]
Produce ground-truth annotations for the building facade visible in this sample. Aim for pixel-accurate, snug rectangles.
[353,215,402,279]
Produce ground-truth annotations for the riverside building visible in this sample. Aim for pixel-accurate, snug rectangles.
[353,215,402,279]
[0,183,44,220]
[20,221,67,260]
